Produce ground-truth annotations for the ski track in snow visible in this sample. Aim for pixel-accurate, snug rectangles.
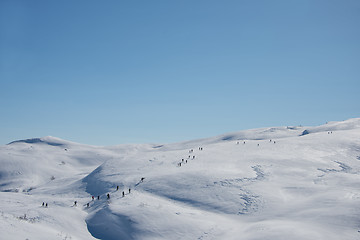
[1,119,360,239]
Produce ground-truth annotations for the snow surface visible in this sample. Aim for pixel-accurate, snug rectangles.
[1,119,360,239]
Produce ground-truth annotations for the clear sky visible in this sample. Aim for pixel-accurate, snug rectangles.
[1,0,359,146]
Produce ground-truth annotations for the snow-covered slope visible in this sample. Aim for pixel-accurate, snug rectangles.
[1,118,360,240]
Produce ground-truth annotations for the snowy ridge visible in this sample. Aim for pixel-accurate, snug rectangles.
[0,118,360,239]
[164,118,360,149]
[300,118,360,136]
[8,136,75,147]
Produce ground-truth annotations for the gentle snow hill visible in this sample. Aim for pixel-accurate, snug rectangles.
[0,136,101,192]
[1,118,360,240]
[0,136,149,192]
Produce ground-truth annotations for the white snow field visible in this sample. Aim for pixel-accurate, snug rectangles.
[1,119,360,240]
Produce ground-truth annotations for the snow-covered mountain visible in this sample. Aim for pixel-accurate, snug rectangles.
[1,118,360,240]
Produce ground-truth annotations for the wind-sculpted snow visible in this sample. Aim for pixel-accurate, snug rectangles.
[1,118,360,239]
[86,206,137,240]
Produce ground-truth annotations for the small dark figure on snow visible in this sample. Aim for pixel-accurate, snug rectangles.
[192,156,195,159]
[74,201,77,206]
[107,193,110,199]
[122,191,125,197]
[92,196,94,200]
[257,144,260,146]
[42,202,45,207]
[141,177,145,182]
[129,188,131,193]
[45,203,48,207]
[87,202,90,208]
[186,160,187,163]
[117,185,119,191]
[97,195,100,200]
[244,141,246,144]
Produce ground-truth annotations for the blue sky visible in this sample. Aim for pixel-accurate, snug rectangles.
[1,0,359,146]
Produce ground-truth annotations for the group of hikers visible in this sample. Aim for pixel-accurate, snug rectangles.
[42,177,145,209]
[116,186,131,197]
[236,140,276,146]
[177,147,203,167]
[83,179,143,207]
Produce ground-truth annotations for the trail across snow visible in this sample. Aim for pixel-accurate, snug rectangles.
[1,119,360,239]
